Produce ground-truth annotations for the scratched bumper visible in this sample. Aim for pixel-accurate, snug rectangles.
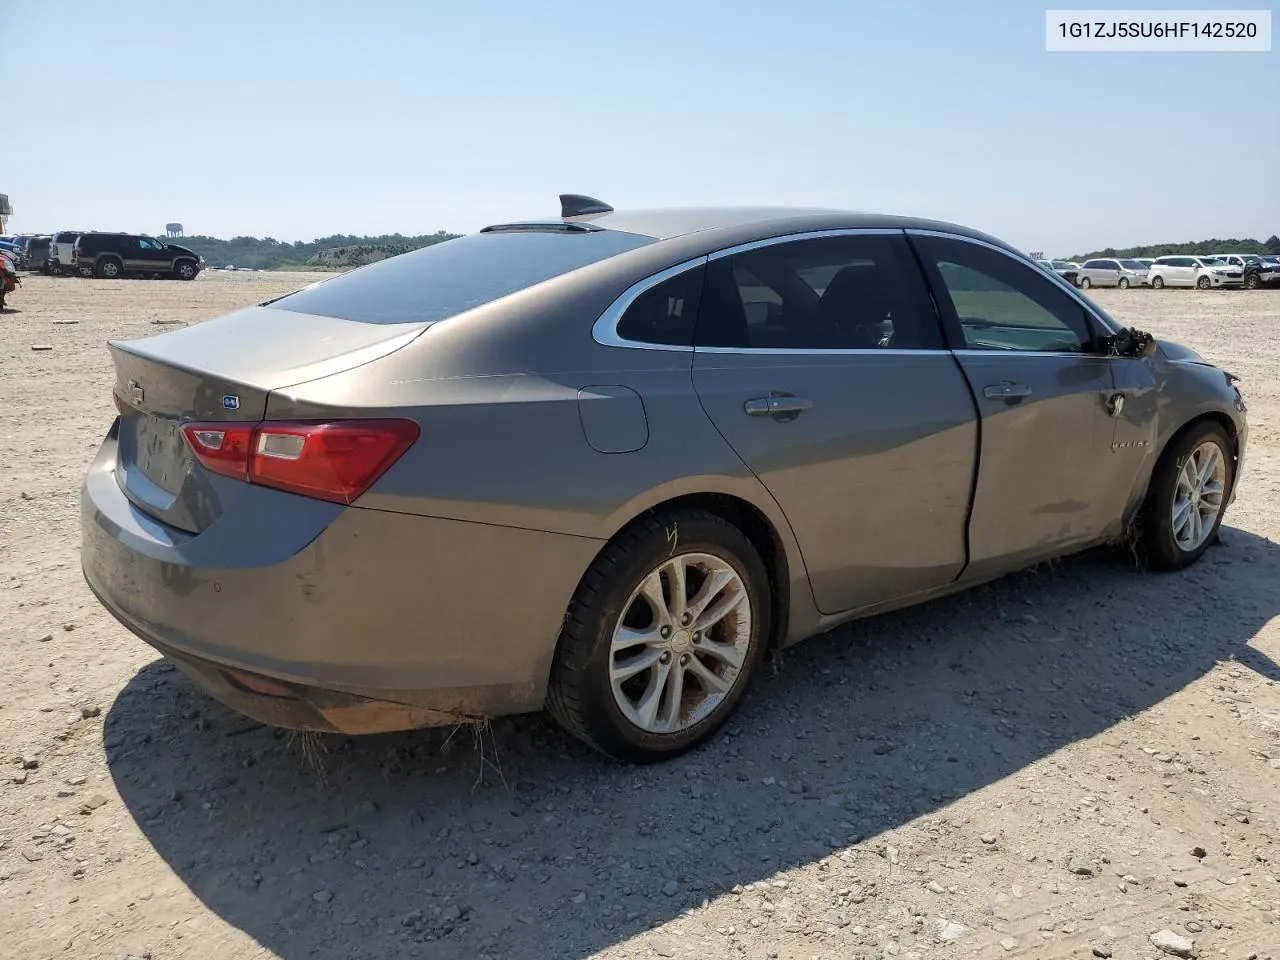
[81,430,603,730]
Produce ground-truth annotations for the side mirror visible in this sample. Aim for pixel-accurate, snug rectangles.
[1105,326,1157,359]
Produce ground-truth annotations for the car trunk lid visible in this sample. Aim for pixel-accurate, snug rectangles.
[109,305,428,532]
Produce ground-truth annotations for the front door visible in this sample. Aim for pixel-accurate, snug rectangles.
[136,237,170,273]
[910,233,1125,579]
[691,231,978,615]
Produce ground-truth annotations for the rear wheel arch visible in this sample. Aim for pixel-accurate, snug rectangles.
[589,492,791,652]
[94,255,124,279]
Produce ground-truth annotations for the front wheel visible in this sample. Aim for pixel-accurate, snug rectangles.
[174,260,198,281]
[1079,276,1091,288]
[1197,275,1211,289]
[546,510,770,763]
[1138,421,1233,570]
[1118,277,1129,289]
[1244,273,1260,290]
[1151,275,1165,289]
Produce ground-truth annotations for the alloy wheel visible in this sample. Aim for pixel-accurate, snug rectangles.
[1171,440,1226,552]
[609,552,752,734]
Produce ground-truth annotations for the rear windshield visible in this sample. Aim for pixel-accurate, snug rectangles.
[269,230,655,324]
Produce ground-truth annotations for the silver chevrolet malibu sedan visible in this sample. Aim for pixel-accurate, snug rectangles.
[82,197,1248,762]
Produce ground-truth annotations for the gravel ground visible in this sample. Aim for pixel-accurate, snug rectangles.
[1,274,1278,960]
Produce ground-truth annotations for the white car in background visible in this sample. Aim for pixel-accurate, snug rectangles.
[1147,255,1244,289]
[1075,257,1149,289]
[1214,254,1280,289]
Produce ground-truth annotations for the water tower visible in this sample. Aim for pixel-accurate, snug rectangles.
[165,222,184,238]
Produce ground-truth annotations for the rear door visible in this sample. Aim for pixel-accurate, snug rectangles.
[691,231,977,615]
[115,237,146,272]
[909,232,1128,579]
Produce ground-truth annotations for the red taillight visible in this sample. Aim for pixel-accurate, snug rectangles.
[182,423,256,478]
[181,419,418,505]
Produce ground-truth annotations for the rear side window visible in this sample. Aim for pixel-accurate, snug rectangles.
[616,266,704,346]
[697,234,944,350]
[270,230,655,324]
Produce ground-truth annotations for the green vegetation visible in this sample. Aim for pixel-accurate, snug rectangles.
[170,232,461,271]
[1070,235,1280,261]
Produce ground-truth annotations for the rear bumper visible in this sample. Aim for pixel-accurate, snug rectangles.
[81,432,603,732]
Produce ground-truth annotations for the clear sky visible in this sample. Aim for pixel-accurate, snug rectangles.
[5,0,1277,256]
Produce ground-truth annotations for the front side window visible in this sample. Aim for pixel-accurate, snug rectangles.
[914,235,1097,353]
[696,234,943,350]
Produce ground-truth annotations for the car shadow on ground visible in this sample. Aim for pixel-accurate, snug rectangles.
[105,527,1280,960]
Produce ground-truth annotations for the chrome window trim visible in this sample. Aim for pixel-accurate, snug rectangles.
[952,349,1111,359]
[706,227,904,261]
[590,256,708,352]
[905,228,1120,336]
[696,347,952,357]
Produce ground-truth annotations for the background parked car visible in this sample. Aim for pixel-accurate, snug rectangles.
[1035,259,1080,285]
[1076,258,1149,289]
[19,236,52,272]
[1213,254,1280,289]
[1147,255,1244,289]
[48,230,86,276]
[73,232,205,280]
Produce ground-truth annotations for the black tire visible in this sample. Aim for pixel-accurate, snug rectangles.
[1196,275,1211,290]
[174,260,198,281]
[94,258,122,279]
[1137,420,1233,571]
[1079,276,1091,288]
[1151,275,1165,289]
[1118,277,1129,289]
[1244,273,1260,290]
[546,509,771,763]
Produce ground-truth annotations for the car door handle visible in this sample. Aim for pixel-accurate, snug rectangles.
[744,393,813,421]
[983,381,1033,401]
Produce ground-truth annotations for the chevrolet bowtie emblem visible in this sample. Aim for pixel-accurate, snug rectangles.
[127,379,144,404]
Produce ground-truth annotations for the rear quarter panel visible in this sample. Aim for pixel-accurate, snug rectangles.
[263,267,820,641]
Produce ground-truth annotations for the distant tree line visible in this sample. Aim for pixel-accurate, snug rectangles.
[173,232,461,270]
[1069,235,1280,261]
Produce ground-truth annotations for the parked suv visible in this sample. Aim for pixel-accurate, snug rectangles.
[19,236,52,272]
[48,230,87,275]
[1076,258,1149,289]
[73,233,204,280]
[1147,255,1243,289]
[1213,254,1280,290]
